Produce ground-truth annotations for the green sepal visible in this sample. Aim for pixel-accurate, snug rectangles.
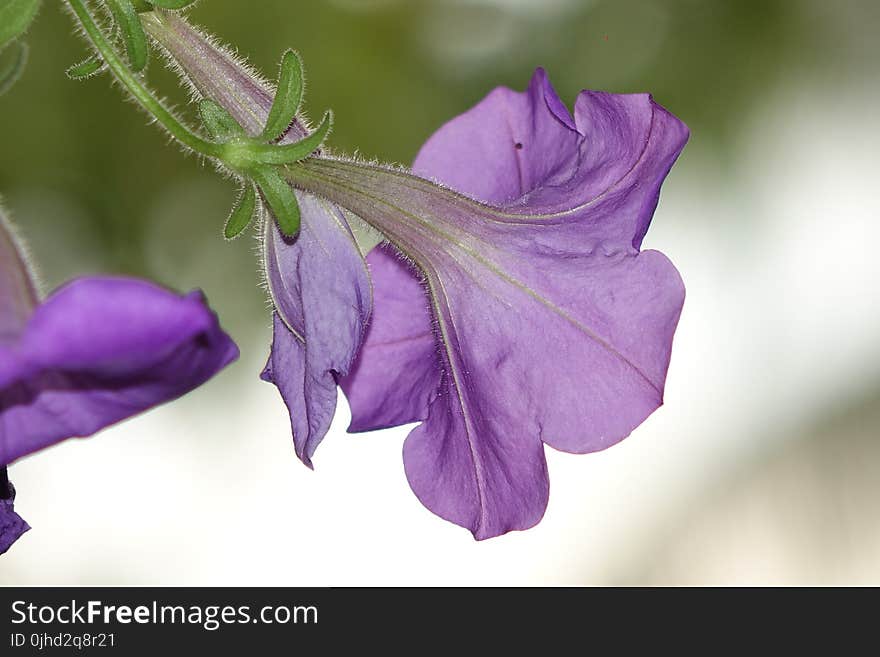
[146,0,198,9]
[199,98,244,141]
[0,40,27,96]
[105,0,149,73]
[224,182,258,240]
[259,49,304,143]
[252,166,300,237]
[66,54,105,80]
[250,110,332,165]
[0,0,40,51]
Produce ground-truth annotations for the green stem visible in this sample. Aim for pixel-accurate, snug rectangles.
[65,0,222,158]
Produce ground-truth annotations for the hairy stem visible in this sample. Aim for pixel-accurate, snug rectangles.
[65,0,222,158]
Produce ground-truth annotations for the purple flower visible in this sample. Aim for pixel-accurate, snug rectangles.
[147,14,687,538]
[0,209,238,554]
[295,70,689,539]
[143,12,371,466]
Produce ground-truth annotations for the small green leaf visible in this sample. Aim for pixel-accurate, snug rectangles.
[66,54,105,80]
[199,98,244,141]
[0,0,41,51]
[224,183,258,240]
[260,49,304,143]
[251,110,332,165]
[106,0,149,72]
[146,0,198,9]
[252,166,301,237]
[0,40,27,96]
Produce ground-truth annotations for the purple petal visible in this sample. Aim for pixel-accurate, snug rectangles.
[261,315,316,466]
[565,90,689,249]
[438,247,683,454]
[413,68,580,205]
[0,277,238,466]
[0,483,29,555]
[338,244,438,432]
[404,373,550,541]
[403,270,552,538]
[146,12,373,465]
[260,195,371,467]
[414,68,689,249]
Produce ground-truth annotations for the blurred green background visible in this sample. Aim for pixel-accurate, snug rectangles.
[0,0,840,293]
[1,0,878,585]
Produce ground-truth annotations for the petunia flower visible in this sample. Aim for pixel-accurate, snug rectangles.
[292,71,689,539]
[146,14,687,539]
[0,207,238,553]
[142,11,371,467]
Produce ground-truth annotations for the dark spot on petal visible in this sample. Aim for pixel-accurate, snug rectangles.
[514,142,523,150]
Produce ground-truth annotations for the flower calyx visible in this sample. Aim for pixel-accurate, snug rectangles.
[197,50,332,239]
